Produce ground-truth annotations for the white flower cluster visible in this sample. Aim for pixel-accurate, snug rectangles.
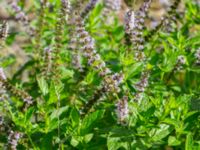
[81,0,99,18]
[134,71,149,101]
[0,68,33,108]
[103,72,124,93]
[67,10,83,72]
[0,21,9,40]
[162,0,181,33]
[0,68,7,101]
[103,0,121,18]
[0,68,6,80]
[116,96,129,124]
[124,0,152,61]
[175,55,186,71]
[124,10,135,35]
[61,0,71,20]
[23,96,33,106]
[177,55,186,65]
[10,1,34,35]
[0,116,6,132]
[11,2,28,25]
[130,0,152,52]
[75,14,123,93]
[69,35,83,71]
[7,130,23,150]
[104,0,121,11]
[135,72,149,93]
[41,47,52,76]
[75,15,110,75]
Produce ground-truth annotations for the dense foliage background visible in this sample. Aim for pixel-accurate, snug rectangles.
[0,0,200,149]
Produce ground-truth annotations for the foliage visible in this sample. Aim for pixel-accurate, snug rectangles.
[0,0,200,149]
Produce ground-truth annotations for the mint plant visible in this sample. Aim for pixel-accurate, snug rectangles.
[0,0,200,149]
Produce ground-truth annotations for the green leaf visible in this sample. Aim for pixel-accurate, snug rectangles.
[107,136,128,150]
[50,106,68,121]
[60,67,74,79]
[170,86,181,92]
[48,81,63,104]
[112,26,124,41]
[193,142,200,150]
[48,118,68,132]
[91,3,103,17]
[80,110,105,135]
[24,107,35,124]
[186,132,193,150]
[70,136,80,147]
[70,107,80,127]
[186,35,200,47]
[109,127,135,137]
[41,133,53,150]
[84,71,96,84]
[0,55,16,67]
[37,76,49,96]
[5,33,17,45]
[184,111,199,123]
[162,118,179,129]
[48,82,57,104]
[48,119,58,132]
[125,62,143,80]
[168,136,181,146]
[84,133,94,143]
[150,124,174,142]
